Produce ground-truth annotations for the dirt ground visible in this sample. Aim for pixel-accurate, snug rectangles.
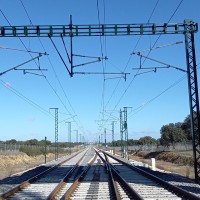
[128,151,195,180]
[0,152,57,179]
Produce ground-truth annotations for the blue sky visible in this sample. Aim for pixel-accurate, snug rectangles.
[0,0,200,143]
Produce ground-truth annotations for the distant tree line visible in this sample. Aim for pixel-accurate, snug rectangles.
[108,114,192,147]
[1,138,82,148]
[1,114,192,148]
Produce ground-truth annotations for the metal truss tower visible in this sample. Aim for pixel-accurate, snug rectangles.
[50,108,58,161]
[1,19,199,182]
[104,128,107,149]
[120,109,124,157]
[112,121,116,154]
[184,20,200,183]
[123,107,129,159]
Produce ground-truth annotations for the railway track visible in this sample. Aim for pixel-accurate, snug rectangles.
[0,147,200,199]
[103,150,200,200]
[0,148,94,200]
[64,149,200,200]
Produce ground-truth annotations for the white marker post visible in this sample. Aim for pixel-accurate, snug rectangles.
[151,158,156,171]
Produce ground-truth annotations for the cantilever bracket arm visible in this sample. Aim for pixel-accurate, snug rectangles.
[0,54,42,76]
[73,59,101,68]
[132,52,188,73]
[72,54,107,68]
[23,71,46,78]
[15,67,47,77]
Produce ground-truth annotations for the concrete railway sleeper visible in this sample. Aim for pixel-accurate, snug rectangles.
[103,150,200,200]
[63,150,121,200]
[1,147,199,199]
[0,148,91,200]
[97,150,143,199]
[65,149,144,200]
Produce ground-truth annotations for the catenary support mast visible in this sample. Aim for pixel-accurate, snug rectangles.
[184,20,200,182]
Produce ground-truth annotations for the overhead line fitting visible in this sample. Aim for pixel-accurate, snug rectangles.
[132,53,187,77]
[0,54,47,77]
[131,41,183,54]
[0,45,48,55]
[72,54,107,68]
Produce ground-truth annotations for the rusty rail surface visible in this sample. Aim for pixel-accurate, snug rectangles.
[61,153,97,200]
[46,150,88,200]
[103,150,200,200]
[0,150,85,200]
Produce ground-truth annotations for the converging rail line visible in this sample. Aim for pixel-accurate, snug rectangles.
[0,148,93,200]
[0,147,200,199]
[103,150,200,200]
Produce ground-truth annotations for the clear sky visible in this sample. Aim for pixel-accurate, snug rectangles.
[0,0,200,143]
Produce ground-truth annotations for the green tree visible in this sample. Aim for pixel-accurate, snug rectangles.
[138,136,157,145]
[39,139,51,146]
[24,139,39,145]
[128,139,139,145]
[181,115,192,140]
[160,123,186,146]
[6,139,17,144]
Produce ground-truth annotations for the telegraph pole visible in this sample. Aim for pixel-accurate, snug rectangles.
[123,107,131,160]
[112,121,116,155]
[44,136,47,164]
[120,107,131,159]
[120,109,124,157]
[79,133,81,143]
[99,135,100,146]
[66,122,71,154]
[74,130,78,151]
[50,108,59,161]
[104,128,107,150]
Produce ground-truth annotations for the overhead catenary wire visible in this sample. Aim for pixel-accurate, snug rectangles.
[0,8,83,133]
[96,0,106,123]
[0,79,54,119]
[0,45,47,55]
[10,2,84,130]
[128,62,200,118]
[104,0,184,125]
[104,0,160,111]
[101,0,161,128]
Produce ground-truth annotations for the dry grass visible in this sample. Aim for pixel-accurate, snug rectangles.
[128,151,195,180]
[0,152,57,179]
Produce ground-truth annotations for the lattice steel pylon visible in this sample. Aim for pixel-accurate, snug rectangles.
[1,19,199,182]
[184,20,200,183]
[120,109,124,157]
[123,107,128,160]
[112,121,116,154]
[50,108,59,161]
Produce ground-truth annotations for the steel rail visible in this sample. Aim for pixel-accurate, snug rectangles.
[95,150,121,200]
[96,149,143,200]
[46,150,88,200]
[61,153,97,200]
[0,150,84,200]
[103,150,200,200]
